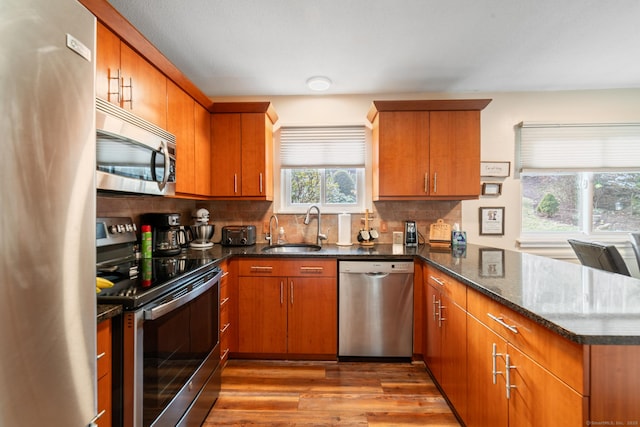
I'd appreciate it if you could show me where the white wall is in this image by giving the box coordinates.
[212,89,640,253]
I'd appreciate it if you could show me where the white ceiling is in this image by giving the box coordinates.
[106,0,640,97]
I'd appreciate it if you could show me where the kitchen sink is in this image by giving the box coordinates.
[261,243,322,253]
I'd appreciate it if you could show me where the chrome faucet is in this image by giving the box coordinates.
[266,214,279,246]
[304,205,327,246]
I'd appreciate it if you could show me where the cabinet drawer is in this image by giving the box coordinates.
[238,258,336,277]
[426,266,466,308]
[96,319,111,380]
[282,259,336,277]
[238,258,286,276]
[467,288,586,393]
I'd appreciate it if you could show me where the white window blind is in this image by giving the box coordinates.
[280,126,366,168]
[516,122,640,173]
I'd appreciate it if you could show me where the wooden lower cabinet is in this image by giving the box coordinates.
[96,319,112,427]
[423,264,467,420]
[219,260,232,365]
[237,258,337,358]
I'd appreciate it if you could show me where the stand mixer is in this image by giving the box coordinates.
[189,208,214,249]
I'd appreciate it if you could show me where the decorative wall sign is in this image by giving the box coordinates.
[481,182,502,196]
[479,248,505,277]
[480,161,510,177]
[479,207,505,236]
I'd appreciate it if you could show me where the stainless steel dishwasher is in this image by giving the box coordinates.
[339,260,414,359]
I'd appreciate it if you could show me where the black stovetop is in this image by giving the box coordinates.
[96,253,217,309]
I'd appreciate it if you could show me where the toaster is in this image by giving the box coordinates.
[221,225,257,246]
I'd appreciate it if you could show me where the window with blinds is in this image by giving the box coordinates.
[278,126,367,213]
[516,122,640,237]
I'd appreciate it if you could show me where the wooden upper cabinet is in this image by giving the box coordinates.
[368,99,491,201]
[429,111,481,198]
[194,103,212,196]
[167,81,195,195]
[95,22,167,129]
[96,22,120,105]
[210,102,277,200]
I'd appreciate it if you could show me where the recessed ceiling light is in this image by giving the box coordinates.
[306,76,332,91]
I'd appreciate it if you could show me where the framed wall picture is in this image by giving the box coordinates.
[479,207,505,235]
[481,182,502,196]
[480,161,510,177]
[479,248,505,277]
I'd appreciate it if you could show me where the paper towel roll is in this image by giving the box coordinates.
[337,213,352,246]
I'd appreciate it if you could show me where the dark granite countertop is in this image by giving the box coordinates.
[97,304,122,323]
[100,242,640,345]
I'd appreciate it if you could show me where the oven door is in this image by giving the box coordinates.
[123,269,221,427]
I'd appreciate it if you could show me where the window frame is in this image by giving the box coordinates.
[274,125,372,214]
[516,122,640,249]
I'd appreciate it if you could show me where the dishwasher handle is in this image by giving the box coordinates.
[364,272,390,278]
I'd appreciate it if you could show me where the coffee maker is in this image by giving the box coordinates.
[141,213,183,256]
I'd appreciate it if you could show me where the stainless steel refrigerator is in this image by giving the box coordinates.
[1,0,98,425]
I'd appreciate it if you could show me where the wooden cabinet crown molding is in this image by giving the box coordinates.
[367,99,492,122]
[211,102,279,124]
[79,0,213,110]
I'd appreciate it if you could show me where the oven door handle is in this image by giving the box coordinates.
[144,270,221,320]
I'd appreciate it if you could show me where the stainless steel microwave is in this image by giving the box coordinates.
[96,98,176,196]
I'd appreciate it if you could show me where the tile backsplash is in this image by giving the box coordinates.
[98,194,461,245]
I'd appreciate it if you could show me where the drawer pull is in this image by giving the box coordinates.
[220,297,230,306]
[487,313,519,334]
[429,275,445,286]
[220,322,231,334]
[90,409,106,423]
[96,352,106,360]
[250,266,273,272]
[300,266,323,273]
[221,271,230,278]
[220,348,229,360]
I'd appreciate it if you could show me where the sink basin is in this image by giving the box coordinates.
[261,243,322,253]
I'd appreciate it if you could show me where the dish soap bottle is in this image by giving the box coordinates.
[277,227,286,244]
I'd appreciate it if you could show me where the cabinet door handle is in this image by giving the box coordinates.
[491,342,503,385]
[96,351,106,360]
[438,303,446,328]
[121,76,133,108]
[290,281,294,305]
[221,271,230,278]
[220,297,230,306]
[429,275,445,286]
[280,281,284,305]
[259,173,263,194]
[433,172,438,193]
[487,313,519,334]
[432,294,439,321]
[505,353,517,399]
[424,173,428,193]
[233,174,238,194]
[108,68,121,103]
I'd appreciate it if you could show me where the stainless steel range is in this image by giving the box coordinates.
[97,217,222,427]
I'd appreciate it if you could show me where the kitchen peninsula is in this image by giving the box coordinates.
[181,242,640,426]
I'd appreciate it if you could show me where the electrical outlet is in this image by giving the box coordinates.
[380,221,388,232]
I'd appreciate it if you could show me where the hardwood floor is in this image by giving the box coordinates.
[204,360,461,426]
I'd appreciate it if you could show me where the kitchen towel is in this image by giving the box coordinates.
[337,213,352,246]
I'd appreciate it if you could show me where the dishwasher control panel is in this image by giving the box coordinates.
[339,260,413,273]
